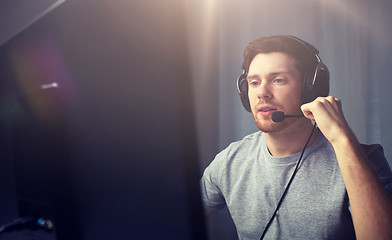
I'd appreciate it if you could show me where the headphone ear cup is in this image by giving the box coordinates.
[237,73,252,112]
[302,62,330,103]
[313,62,330,98]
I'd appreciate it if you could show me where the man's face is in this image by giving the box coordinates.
[247,52,303,133]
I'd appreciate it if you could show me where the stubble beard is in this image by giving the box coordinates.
[253,114,288,133]
[252,109,302,133]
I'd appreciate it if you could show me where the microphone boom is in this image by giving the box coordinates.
[271,111,304,123]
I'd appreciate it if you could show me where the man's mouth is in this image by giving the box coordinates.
[259,108,276,112]
[257,106,277,116]
[258,106,277,112]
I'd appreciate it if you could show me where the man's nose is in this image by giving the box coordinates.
[256,82,272,99]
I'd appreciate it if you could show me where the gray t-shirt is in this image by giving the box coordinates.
[201,131,392,240]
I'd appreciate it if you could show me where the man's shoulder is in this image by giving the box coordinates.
[224,131,264,153]
[211,131,264,165]
[203,131,265,190]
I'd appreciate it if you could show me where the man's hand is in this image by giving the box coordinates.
[300,96,352,144]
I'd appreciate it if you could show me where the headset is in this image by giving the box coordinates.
[237,35,330,112]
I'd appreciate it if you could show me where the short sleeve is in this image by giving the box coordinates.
[362,144,392,198]
[200,153,227,213]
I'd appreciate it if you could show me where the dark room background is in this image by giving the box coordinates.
[0,0,205,239]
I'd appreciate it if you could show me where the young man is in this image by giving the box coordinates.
[200,36,392,240]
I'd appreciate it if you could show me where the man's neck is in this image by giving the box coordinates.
[265,119,318,157]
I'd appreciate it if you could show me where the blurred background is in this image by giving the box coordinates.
[0,0,391,239]
[0,0,205,239]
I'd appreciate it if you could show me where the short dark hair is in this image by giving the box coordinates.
[242,35,318,78]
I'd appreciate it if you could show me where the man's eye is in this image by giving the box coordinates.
[249,81,260,86]
[273,78,285,84]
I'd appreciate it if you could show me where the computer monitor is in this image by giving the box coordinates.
[0,1,206,239]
